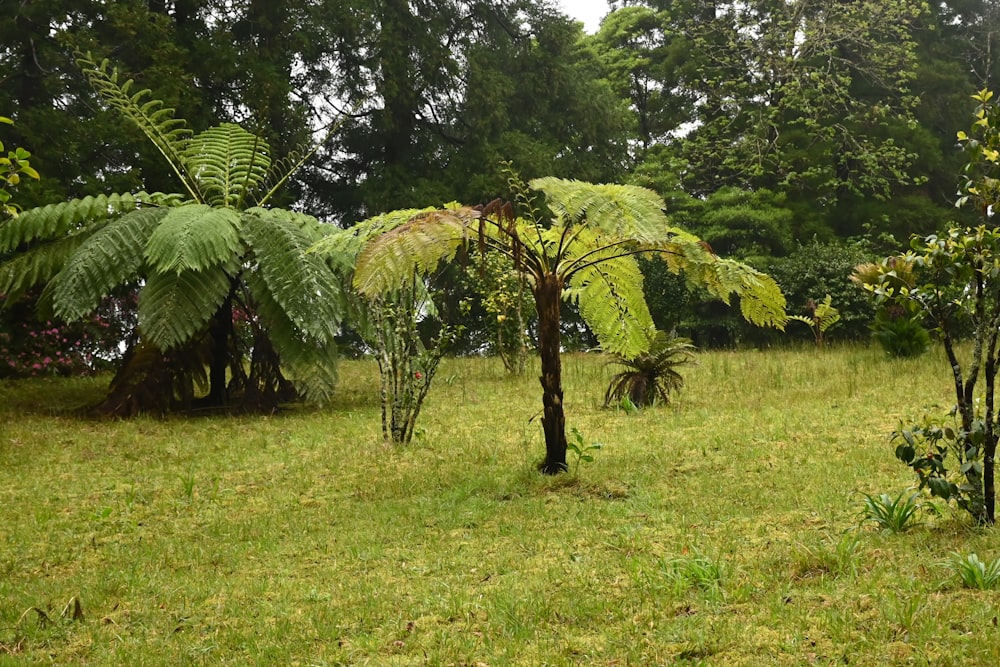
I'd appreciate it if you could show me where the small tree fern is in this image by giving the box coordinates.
[0,55,345,414]
[353,175,787,473]
[604,330,696,409]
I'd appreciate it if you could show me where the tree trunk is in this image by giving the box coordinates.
[207,295,233,407]
[534,273,568,474]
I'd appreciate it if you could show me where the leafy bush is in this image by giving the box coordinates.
[871,305,930,358]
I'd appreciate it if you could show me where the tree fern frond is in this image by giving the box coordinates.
[245,207,330,243]
[52,208,166,321]
[0,234,88,303]
[184,124,270,208]
[244,271,338,404]
[567,252,656,358]
[0,192,181,251]
[353,208,481,296]
[76,53,199,201]
[145,204,242,274]
[240,211,344,343]
[530,177,675,243]
[138,267,232,349]
[312,208,436,275]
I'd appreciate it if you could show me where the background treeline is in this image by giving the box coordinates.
[2,0,997,350]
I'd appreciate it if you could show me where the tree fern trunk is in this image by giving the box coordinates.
[535,274,568,474]
[207,294,233,407]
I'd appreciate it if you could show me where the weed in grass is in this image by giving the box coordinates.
[567,426,603,475]
[882,591,926,639]
[859,490,927,533]
[179,471,196,502]
[948,552,1000,590]
[792,532,861,580]
[659,551,725,597]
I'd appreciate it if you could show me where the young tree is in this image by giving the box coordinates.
[0,56,344,415]
[353,177,786,473]
[854,89,1000,524]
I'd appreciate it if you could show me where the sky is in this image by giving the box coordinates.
[557,0,612,34]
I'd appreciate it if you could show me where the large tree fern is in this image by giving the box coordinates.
[353,177,787,473]
[0,55,346,414]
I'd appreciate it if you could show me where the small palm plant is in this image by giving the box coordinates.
[859,490,927,533]
[604,330,695,408]
[949,552,1000,590]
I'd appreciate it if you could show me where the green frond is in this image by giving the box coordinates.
[184,124,270,208]
[566,251,656,358]
[0,192,181,251]
[145,204,242,274]
[353,208,481,296]
[240,210,344,343]
[0,234,88,303]
[245,207,330,244]
[137,267,232,350]
[244,271,338,404]
[701,258,787,330]
[76,53,199,200]
[529,177,675,243]
[52,208,166,321]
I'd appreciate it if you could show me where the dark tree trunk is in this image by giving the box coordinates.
[534,273,568,474]
[207,295,233,407]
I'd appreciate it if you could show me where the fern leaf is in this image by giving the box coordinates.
[0,192,180,251]
[311,208,437,278]
[567,250,656,358]
[184,124,270,208]
[353,208,480,296]
[53,208,166,321]
[240,210,344,343]
[138,267,232,350]
[244,271,338,404]
[529,177,675,243]
[76,53,199,201]
[0,234,88,303]
[145,204,242,274]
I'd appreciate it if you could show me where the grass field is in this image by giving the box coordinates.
[2,344,1000,665]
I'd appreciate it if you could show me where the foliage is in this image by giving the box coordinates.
[352,176,786,473]
[871,305,930,358]
[0,55,344,414]
[0,117,40,218]
[464,248,534,375]
[949,552,1000,591]
[312,207,459,445]
[891,413,988,520]
[788,295,841,347]
[604,330,695,408]
[859,490,928,534]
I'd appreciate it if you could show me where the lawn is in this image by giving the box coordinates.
[2,345,999,665]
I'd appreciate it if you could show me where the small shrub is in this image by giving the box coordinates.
[859,490,928,533]
[948,552,1000,590]
[871,305,929,358]
[604,331,695,408]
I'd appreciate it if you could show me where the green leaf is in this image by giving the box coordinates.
[145,204,242,274]
[138,267,232,349]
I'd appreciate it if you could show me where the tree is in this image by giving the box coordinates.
[854,89,1000,525]
[352,177,786,473]
[0,117,40,218]
[0,56,344,414]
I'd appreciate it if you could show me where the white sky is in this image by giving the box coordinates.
[557,0,612,34]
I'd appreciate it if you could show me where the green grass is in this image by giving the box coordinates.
[2,344,1000,665]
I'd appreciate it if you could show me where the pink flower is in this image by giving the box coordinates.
[414,372,423,379]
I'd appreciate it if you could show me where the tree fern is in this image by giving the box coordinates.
[51,208,165,320]
[0,234,88,301]
[138,268,232,350]
[145,205,242,275]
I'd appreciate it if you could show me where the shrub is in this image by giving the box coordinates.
[604,331,696,408]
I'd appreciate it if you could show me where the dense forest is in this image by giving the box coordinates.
[2,0,998,355]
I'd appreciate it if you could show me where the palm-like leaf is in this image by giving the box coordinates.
[77,53,198,201]
[530,177,676,243]
[241,210,344,343]
[138,268,232,350]
[0,192,179,251]
[353,208,480,296]
[145,204,242,274]
[0,234,88,302]
[52,207,166,321]
[184,124,270,208]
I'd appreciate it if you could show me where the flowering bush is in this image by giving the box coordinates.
[0,291,135,378]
